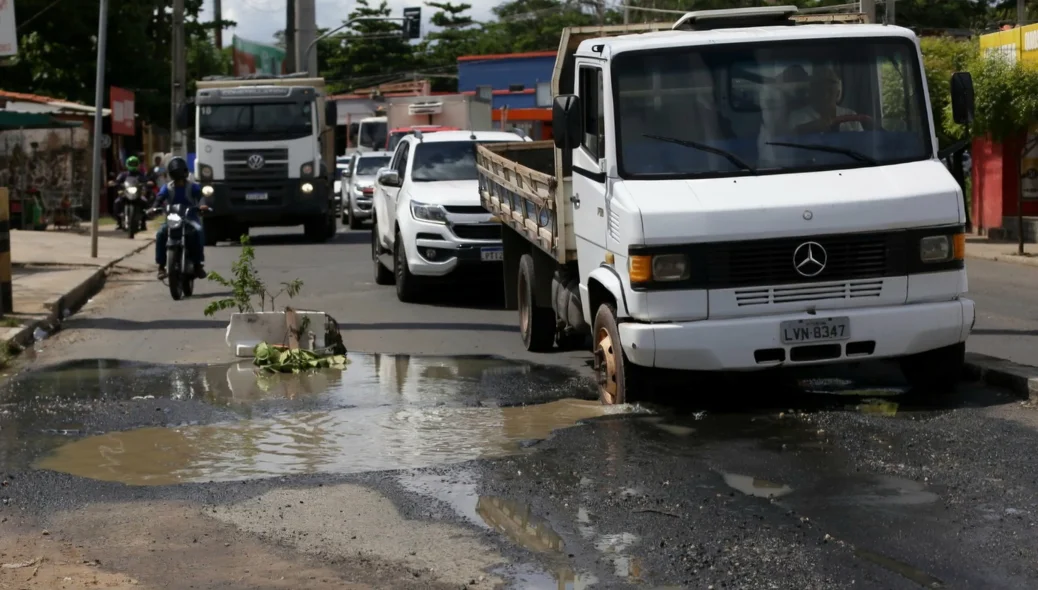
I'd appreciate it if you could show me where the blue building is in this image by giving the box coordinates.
[457,51,555,138]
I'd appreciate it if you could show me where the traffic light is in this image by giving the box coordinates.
[403,7,421,40]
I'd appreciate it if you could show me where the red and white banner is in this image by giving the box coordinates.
[110,86,135,136]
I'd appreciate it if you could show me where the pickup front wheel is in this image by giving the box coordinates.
[371,223,393,285]
[593,303,646,405]
[394,231,422,302]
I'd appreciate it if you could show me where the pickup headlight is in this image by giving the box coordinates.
[353,185,366,196]
[201,185,215,197]
[629,253,690,283]
[920,232,965,263]
[410,201,448,224]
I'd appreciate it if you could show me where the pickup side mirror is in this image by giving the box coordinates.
[341,167,352,178]
[175,100,195,130]
[377,168,401,187]
[950,72,975,126]
[552,95,583,151]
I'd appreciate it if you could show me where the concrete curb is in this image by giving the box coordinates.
[4,239,155,355]
[964,352,1038,402]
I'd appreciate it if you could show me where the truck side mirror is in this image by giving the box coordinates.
[175,101,195,130]
[325,101,338,128]
[950,72,975,126]
[552,95,583,151]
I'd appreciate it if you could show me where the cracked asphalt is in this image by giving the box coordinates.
[1,225,1036,590]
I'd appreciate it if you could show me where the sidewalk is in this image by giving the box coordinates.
[966,236,1038,267]
[0,227,154,358]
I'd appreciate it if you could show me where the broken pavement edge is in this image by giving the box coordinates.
[963,352,1038,403]
[1,238,155,358]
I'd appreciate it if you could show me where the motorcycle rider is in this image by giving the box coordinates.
[154,156,209,280]
[113,156,151,230]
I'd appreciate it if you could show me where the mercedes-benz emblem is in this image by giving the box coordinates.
[803,210,813,220]
[247,154,265,170]
[793,241,827,277]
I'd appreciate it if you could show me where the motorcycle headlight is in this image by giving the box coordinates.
[125,186,138,196]
[301,183,314,194]
[202,185,215,197]
[410,201,448,224]
[168,217,183,229]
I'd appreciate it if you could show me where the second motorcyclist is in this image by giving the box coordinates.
[112,156,152,230]
[153,156,209,280]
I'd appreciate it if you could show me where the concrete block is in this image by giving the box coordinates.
[964,352,1038,402]
[225,311,328,357]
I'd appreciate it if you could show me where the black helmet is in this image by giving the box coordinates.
[167,156,189,181]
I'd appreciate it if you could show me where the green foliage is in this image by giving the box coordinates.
[253,342,349,374]
[920,36,976,148]
[321,0,416,94]
[944,51,1038,145]
[203,235,304,316]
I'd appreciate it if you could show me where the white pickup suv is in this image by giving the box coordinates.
[371,130,532,302]
[477,7,979,404]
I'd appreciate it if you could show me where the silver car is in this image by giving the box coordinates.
[342,151,392,230]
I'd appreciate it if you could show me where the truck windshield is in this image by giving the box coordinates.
[199,102,313,140]
[411,141,506,182]
[359,121,387,149]
[356,156,391,176]
[612,37,931,179]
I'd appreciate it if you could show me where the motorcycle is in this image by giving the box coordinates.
[158,203,207,301]
[120,177,150,238]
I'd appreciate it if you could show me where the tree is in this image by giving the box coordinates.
[415,2,481,92]
[947,52,1038,255]
[321,0,414,94]
[920,36,976,149]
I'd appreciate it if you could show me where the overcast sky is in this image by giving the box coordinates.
[201,0,502,47]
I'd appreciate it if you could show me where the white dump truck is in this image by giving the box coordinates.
[181,74,338,243]
[384,94,493,151]
[476,6,978,404]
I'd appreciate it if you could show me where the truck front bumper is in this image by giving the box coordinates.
[619,298,975,371]
[400,216,503,278]
[203,180,331,226]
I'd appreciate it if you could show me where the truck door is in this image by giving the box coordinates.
[572,62,610,269]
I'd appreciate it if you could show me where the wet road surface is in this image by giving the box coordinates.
[1,226,1037,589]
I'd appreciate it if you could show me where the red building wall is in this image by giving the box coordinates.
[971,133,1038,234]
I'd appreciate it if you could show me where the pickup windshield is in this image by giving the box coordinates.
[356,156,391,176]
[411,141,508,182]
[613,37,931,179]
[199,102,313,141]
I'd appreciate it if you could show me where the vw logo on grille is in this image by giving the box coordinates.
[246,154,266,170]
[793,241,827,277]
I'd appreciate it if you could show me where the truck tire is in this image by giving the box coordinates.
[593,303,647,405]
[899,342,965,396]
[304,216,328,242]
[371,224,393,285]
[518,253,555,352]
[203,219,219,246]
[394,231,422,303]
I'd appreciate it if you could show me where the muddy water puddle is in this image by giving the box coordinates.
[16,354,640,485]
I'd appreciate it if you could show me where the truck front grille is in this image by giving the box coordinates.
[226,180,287,206]
[223,148,290,182]
[704,233,898,289]
[451,224,500,241]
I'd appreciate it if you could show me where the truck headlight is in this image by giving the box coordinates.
[410,201,448,224]
[920,233,965,263]
[199,164,213,180]
[628,254,690,283]
[300,161,316,178]
[301,182,314,194]
[201,185,215,197]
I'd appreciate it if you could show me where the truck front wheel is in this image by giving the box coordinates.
[518,254,555,352]
[593,303,646,405]
[899,342,965,396]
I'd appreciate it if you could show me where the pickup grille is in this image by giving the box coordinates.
[444,205,488,214]
[703,232,900,289]
[451,224,500,240]
[223,148,290,182]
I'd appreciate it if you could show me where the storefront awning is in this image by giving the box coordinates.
[0,111,82,131]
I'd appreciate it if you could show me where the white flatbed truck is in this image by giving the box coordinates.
[476,6,978,404]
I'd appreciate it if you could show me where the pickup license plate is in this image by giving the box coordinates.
[480,247,504,262]
[780,317,850,344]
[245,192,268,201]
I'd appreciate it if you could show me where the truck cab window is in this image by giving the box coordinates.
[579,66,605,159]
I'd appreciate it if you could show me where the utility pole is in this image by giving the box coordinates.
[286,0,296,73]
[89,0,110,259]
[1019,0,1026,25]
[295,0,317,76]
[887,0,895,25]
[623,0,629,25]
[171,0,186,157]
[597,0,605,26]
[214,0,223,49]
[860,0,876,24]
